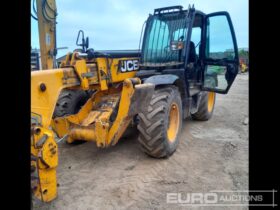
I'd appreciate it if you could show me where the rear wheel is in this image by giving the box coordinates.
[53,90,90,144]
[137,86,182,158]
[191,91,216,121]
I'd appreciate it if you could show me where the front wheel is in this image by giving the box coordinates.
[137,86,182,158]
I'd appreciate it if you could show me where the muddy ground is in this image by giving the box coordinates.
[34,73,249,210]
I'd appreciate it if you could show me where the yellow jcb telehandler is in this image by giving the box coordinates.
[31,1,239,203]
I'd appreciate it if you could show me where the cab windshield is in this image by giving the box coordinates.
[141,13,189,67]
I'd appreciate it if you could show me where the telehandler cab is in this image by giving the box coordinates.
[31,3,239,203]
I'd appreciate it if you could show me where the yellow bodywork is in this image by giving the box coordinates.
[31,53,154,202]
[31,126,58,202]
[53,77,141,147]
[32,0,153,203]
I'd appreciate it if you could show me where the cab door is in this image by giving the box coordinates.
[202,12,239,94]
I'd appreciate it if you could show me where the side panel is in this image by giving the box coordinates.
[31,68,75,127]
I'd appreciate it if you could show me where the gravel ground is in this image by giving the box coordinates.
[34,73,249,210]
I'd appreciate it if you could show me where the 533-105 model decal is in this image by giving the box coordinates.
[119,59,139,73]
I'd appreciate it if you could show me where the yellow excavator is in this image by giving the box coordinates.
[31,0,239,204]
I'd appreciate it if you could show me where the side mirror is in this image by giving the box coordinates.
[76,30,84,47]
[76,30,89,53]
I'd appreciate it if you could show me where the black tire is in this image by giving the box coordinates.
[137,86,182,158]
[53,90,89,118]
[191,91,216,121]
[53,89,90,144]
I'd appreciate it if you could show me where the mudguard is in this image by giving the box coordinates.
[143,74,179,86]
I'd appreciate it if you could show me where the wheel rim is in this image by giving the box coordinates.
[207,92,215,112]
[167,103,180,143]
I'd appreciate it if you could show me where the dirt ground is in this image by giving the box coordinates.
[34,73,249,210]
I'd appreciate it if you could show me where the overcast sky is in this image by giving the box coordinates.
[31,0,248,58]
